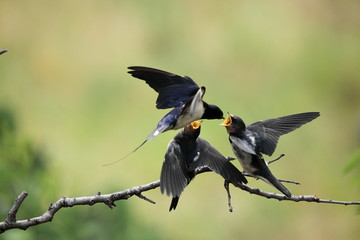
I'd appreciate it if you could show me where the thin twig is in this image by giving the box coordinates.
[236,183,360,205]
[228,154,299,185]
[224,181,233,212]
[243,173,300,185]
[135,193,156,204]
[267,153,285,165]
[0,49,8,55]
[278,179,300,185]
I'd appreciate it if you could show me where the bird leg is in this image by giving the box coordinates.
[223,180,233,212]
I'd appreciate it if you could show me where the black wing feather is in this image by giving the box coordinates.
[128,66,199,109]
[190,138,247,185]
[247,112,320,156]
[160,140,190,198]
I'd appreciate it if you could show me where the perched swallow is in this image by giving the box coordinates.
[127,66,224,152]
[160,121,247,211]
[221,112,320,197]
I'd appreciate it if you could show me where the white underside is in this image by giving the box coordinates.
[232,147,257,174]
[174,88,205,129]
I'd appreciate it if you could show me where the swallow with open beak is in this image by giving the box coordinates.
[127,66,224,153]
[160,121,247,211]
[221,112,320,197]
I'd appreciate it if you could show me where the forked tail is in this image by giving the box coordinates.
[102,138,148,166]
[102,128,163,166]
[169,197,179,211]
[258,167,292,197]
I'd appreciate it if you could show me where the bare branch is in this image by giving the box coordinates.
[236,183,360,205]
[6,192,28,223]
[0,172,359,233]
[0,180,160,233]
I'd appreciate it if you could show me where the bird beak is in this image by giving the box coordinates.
[220,114,232,126]
[191,121,202,129]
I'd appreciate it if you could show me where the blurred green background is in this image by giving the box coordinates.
[1,0,359,239]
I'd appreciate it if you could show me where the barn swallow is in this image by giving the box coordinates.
[127,66,224,153]
[221,112,320,197]
[160,121,247,211]
[0,49,8,55]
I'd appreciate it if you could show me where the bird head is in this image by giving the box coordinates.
[202,103,224,120]
[190,121,202,129]
[183,121,202,138]
[220,113,246,134]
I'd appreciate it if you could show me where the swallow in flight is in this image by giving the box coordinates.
[127,66,224,153]
[160,121,247,211]
[221,112,320,197]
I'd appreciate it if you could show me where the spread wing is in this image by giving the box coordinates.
[247,112,320,156]
[160,140,190,198]
[190,138,248,185]
[128,66,200,109]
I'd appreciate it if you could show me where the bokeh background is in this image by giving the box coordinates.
[1,0,359,239]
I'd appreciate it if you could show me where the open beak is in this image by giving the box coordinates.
[220,114,232,126]
[190,121,202,129]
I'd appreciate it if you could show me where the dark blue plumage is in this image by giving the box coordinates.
[127,66,224,154]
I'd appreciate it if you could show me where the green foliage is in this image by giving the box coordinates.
[0,107,51,218]
[344,149,360,186]
[0,108,161,239]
